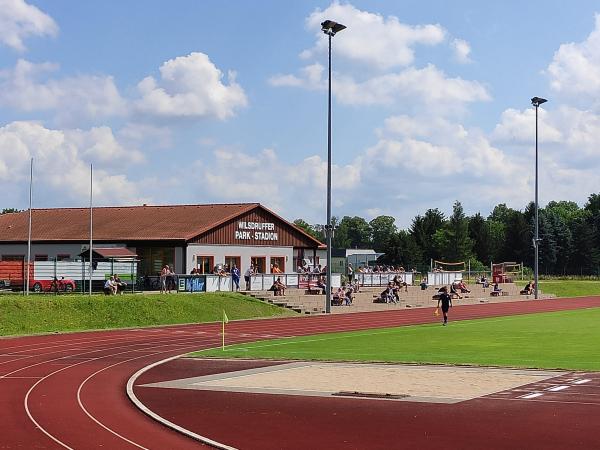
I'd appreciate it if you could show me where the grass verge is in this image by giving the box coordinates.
[195,307,600,371]
[516,279,600,298]
[0,292,296,336]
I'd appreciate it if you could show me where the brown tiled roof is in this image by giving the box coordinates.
[86,247,138,259]
[0,203,259,242]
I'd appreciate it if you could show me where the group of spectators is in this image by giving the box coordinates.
[103,274,127,295]
[160,265,177,293]
[332,280,360,306]
[354,265,416,274]
[297,264,328,275]
[374,276,409,304]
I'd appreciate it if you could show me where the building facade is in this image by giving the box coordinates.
[0,203,323,276]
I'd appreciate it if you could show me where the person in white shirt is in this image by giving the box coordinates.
[244,265,254,290]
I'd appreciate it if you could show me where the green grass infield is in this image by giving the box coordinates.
[0,292,296,337]
[196,307,600,371]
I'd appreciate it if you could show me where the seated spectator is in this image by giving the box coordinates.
[450,282,463,299]
[316,276,327,295]
[457,280,470,293]
[333,286,344,305]
[190,267,198,275]
[269,277,286,296]
[520,281,534,295]
[490,282,503,296]
[420,278,428,290]
[393,274,408,292]
[104,276,117,295]
[272,264,282,274]
[481,276,489,288]
[344,286,353,306]
[113,274,126,294]
[352,279,360,293]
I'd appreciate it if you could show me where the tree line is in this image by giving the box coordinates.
[294,193,600,276]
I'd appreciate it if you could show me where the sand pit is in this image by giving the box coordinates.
[142,360,565,404]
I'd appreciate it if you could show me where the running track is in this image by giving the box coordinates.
[1,296,600,449]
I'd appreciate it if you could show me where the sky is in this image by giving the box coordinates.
[1,0,600,228]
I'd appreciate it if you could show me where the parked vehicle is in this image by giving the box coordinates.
[31,277,76,293]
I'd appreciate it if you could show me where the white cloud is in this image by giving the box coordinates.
[492,107,562,144]
[547,14,600,100]
[303,2,445,69]
[269,63,325,89]
[0,121,146,206]
[451,38,471,63]
[0,59,126,124]
[0,0,57,51]
[334,64,490,107]
[135,52,248,120]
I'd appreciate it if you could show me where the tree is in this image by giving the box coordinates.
[370,216,397,253]
[293,219,322,241]
[333,216,371,249]
[410,208,445,263]
[433,201,473,262]
[501,210,531,265]
[1,208,20,214]
[469,213,491,264]
[378,230,422,269]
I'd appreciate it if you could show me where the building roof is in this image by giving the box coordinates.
[0,203,323,247]
[80,247,138,259]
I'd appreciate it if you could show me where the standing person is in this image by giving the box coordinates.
[160,265,169,294]
[347,263,354,282]
[437,286,452,326]
[244,264,253,291]
[231,264,241,291]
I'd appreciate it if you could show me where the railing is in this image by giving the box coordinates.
[175,273,342,293]
[354,272,415,287]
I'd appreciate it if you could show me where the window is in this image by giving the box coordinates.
[35,255,48,261]
[251,256,266,274]
[56,254,70,261]
[196,256,214,274]
[270,256,285,273]
[137,247,175,276]
[225,256,240,272]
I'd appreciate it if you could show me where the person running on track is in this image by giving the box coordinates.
[437,285,452,326]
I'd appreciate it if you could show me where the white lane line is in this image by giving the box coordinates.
[520,393,544,399]
[127,352,239,450]
[547,385,569,392]
[23,335,208,450]
[573,379,592,385]
[77,337,220,450]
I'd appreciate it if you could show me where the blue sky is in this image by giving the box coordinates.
[1,0,600,228]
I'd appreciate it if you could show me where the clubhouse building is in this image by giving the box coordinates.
[0,203,324,276]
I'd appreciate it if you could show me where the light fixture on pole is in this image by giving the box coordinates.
[321,19,346,314]
[531,96,547,300]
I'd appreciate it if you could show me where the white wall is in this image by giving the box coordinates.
[186,244,293,274]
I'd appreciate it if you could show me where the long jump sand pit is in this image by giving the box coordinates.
[142,360,565,404]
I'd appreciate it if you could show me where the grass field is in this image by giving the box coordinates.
[0,292,295,336]
[516,279,600,298]
[196,307,600,371]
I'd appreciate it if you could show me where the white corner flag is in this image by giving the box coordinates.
[222,310,229,350]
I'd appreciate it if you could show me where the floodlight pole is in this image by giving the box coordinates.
[531,97,547,300]
[321,20,345,314]
[26,158,33,296]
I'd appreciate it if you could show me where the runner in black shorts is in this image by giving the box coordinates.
[437,286,452,326]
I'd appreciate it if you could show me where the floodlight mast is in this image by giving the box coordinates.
[321,20,345,314]
[531,96,547,300]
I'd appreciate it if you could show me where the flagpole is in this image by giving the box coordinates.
[89,164,93,296]
[26,158,33,296]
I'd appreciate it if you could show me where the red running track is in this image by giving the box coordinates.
[1,296,600,449]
